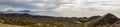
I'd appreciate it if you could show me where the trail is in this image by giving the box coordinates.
[0,25,25,27]
[0,23,27,27]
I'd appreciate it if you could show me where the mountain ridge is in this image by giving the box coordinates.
[85,13,120,27]
[0,13,119,27]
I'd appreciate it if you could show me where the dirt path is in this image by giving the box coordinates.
[0,25,25,27]
[0,23,28,27]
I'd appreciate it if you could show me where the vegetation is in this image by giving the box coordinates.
[0,13,119,27]
[2,19,36,26]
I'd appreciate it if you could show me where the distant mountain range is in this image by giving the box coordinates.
[0,10,32,14]
[6,10,31,12]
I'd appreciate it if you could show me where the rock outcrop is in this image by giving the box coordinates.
[85,13,119,27]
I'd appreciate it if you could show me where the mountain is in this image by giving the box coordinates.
[4,10,31,14]
[85,13,120,27]
[95,13,119,25]
[6,10,15,12]
[6,10,31,12]
[18,10,31,12]
[0,12,6,14]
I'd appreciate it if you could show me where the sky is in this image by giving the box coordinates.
[0,0,120,17]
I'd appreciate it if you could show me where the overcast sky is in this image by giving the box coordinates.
[0,0,120,17]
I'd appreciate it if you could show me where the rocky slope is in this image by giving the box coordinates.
[85,13,120,27]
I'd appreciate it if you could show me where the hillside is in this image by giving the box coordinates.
[85,13,120,27]
[0,13,84,27]
[0,13,119,27]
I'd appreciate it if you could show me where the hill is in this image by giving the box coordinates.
[0,13,84,27]
[0,13,119,27]
[85,13,120,27]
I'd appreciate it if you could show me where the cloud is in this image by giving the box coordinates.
[0,0,60,10]
[0,0,38,9]
[0,0,63,16]
[53,0,120,17]
[0,0,120,17]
